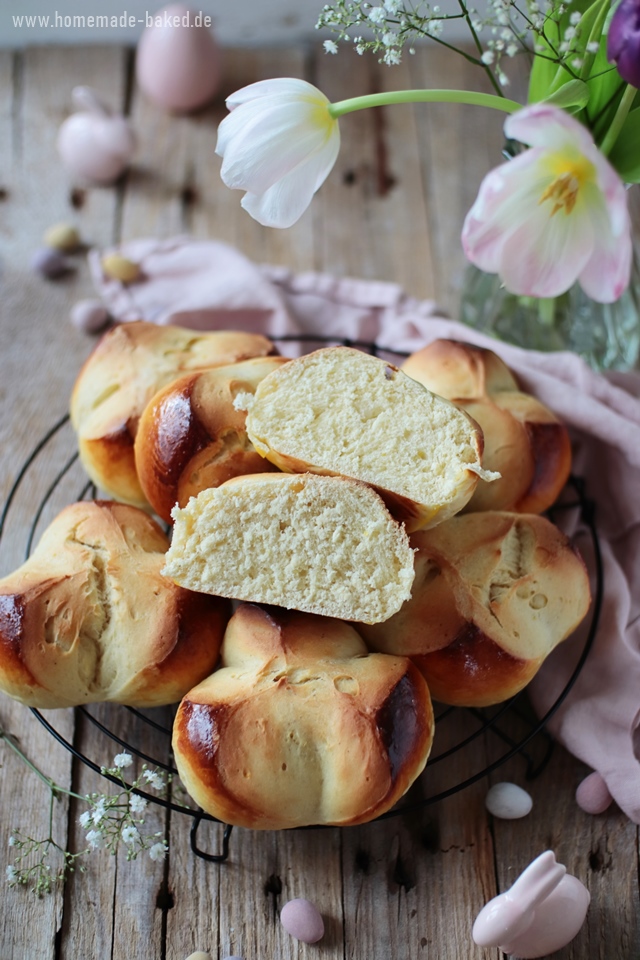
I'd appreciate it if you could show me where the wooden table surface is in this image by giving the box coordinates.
[0,42,638,960]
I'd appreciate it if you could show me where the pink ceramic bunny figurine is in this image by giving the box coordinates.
[472,850,590,958]
[57,87,136,185]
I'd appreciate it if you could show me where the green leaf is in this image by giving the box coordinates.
[608,107,640,181]
[543,79,590,110]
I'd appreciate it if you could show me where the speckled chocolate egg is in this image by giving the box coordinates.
[30,247,72,279]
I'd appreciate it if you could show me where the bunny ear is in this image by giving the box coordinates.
[509,851,567,909]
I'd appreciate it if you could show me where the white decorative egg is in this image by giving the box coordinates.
[485,781,533,819]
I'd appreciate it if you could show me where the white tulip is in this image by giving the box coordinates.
[216,78,340,228]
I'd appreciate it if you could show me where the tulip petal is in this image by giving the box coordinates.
[240,130,341,228]
[226,78,328,110]
[505,103,596,154]
[498,197,594,297]
[578,184,633,302]
[462,150,551,272]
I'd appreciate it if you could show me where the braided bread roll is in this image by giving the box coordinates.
[70,321,275,507]
[173,603,434,829]
[0,501,230,708]
[360,511,591,707]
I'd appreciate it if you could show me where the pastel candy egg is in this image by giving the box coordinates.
[101,253,141,283]
[30,247,72,279]
[70,299,110,334]
[576,772,613,815]
[280,898,325,944]
[44,222,81,252]
[185,953,211,960]
[485,782,533,819]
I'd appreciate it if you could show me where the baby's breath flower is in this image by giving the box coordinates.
[482,49,496,64]
[113,752,133,770]
[78,811,91,829]
[91,798,107,825]
[121,825,139,845]
[148,841,168,862]
[6,865,18,883]
[129,793,147,815]
[142,769,165,791]
[368,6,386,22]
[323,39,339,53]
[8,835,17,847]
[85,830,104,850]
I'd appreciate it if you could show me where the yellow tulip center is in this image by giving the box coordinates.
[539,153,595,217]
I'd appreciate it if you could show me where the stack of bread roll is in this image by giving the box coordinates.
[0,324,591,829]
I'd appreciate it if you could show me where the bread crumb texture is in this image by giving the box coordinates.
[246,347,488,518]
[163,473,415,623]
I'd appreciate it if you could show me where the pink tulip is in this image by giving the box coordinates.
[462,104,632,302]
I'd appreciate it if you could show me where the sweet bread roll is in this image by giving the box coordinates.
[0,501,230,709]
[401,339,571,513]
[172,603,434,829]
[134,356,289,523]
[70,321,275,507]
[360,512,590,707]
[243,346,495,532]
[162,472,415,624]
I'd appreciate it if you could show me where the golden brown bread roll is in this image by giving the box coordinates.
[243,346,496,532]
[134,356,289,523]
[70,321,275,507]
[172,603,434,829]
[360,512,591,707]
[0,501,230,709]
[162,472,416,624]
[401,339,572,514]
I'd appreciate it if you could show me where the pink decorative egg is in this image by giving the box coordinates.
[135,4,221,113]
[576,772,613,815]
[280,898,325,944]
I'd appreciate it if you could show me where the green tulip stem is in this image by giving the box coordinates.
[600,83,637,155]
[328,89,523,119]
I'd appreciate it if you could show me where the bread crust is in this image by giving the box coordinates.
[401,339,572,514]
[134,356,288,522]
[0,501,231,708]
[360,511,591,707]
[70,321,275,506]
[172,604,434,828]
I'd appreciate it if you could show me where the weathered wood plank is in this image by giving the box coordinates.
[313,48,436,299]
[0,44,127,960]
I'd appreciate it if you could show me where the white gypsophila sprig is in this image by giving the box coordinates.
[3,738,174,895]
[315,0,596,91]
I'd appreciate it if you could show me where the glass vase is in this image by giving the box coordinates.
[459,261,640,372]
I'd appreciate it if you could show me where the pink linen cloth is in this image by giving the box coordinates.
[91,236,640,823]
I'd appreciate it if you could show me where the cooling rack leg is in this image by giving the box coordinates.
[190,815,234,862]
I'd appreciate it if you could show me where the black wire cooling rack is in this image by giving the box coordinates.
[0,335,603,862]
